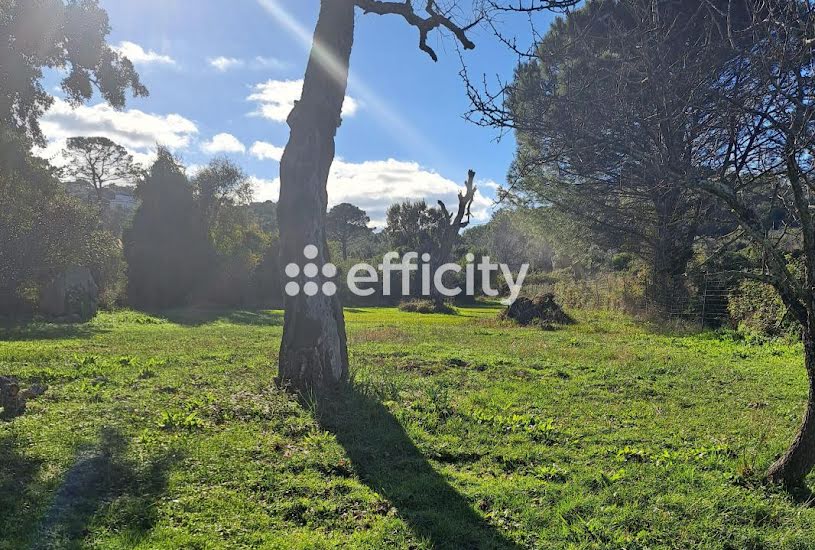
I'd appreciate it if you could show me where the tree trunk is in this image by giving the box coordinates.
[276,0,353,394]
[648,209,696,316]
[430,229,455,308]
[767,324,815,486]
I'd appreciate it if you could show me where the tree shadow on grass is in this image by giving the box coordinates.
[0,322,108,342]
[317,388,521,549]
[27,427,181,549]
[0,431,45,548]
[154,308,284,327]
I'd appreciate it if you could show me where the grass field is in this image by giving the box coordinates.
[2,305,815,549]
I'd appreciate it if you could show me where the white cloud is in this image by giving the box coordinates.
[250,141,285,162]
[114,41,175,66]
[39,97,197,150]
[248,79,359,123]
[209,55,286,72]
[243,156,494,227]
[201,133,246,154]
[208,56,244,72]
[34,97,198,168]
[131,150,159,168]
[327,159,493,228]
[249,176,281,202]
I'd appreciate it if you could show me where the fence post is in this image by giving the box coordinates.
[644,279,649,315]
[595,280,600,309]
[700,273,708,331]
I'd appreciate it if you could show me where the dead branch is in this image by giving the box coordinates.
[354,0,479,61]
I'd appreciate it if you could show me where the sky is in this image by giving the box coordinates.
[36,0,560,227]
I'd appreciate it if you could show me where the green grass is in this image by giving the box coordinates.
[2,306,815,548]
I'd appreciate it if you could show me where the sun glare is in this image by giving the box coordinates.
[257,0,439,163]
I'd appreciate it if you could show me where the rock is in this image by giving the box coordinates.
[1,377,48,420]
[500,293,574,327]
[39,266,99,321]
[0,376,23,418]
[20,383,47,400]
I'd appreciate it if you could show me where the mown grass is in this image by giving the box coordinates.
[1,305,815,548]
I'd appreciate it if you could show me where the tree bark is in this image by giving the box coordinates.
[648,204,696,316]
[276,0,353,394]
[767,323,815,486]
[429,171,476,308]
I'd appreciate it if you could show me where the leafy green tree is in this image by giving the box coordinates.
[192,157,253,231]
[0,132,123,314]
[0,0,145,317]
[59,136,141,207]
[123,149,212,309]
[384,200,448,256]
[326,203,371,260]
[685,0,815,487]
[463,209,555,273]
[249,201,278,236]
[486,0,747,310]
[0,0,147,145]
[188,158,271,306]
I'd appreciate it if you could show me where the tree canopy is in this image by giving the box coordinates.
[0,0,147,145]
[326,203,372,260]
[124,149,212,309]
[60,136,141,205]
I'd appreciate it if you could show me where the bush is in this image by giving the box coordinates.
[0,134,124,316]
[728,279,799,337]
[249,239,283,308]
[398,299,457,315]
[611,252,636,271]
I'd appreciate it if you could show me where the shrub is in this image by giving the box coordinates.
[0,135,125,315]
[398,299,456,315]
[729,279,799,337]
[611,252,636,271]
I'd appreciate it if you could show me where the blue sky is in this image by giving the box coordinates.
[37,0,559,226]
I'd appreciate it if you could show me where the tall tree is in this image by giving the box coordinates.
[0,133,108,313]
[326,203,371,260]
[190,158,271,307]
[430,170,477,307]
[469,0,748,311]
[192,157,253,230]
[385,200,448,255]
[0,0,145,316]
[60,136,141,206]
[123,149,211,309]
[276,0,578,393]
[686,0,815,487]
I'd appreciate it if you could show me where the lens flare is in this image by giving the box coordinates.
[257,0,439,162]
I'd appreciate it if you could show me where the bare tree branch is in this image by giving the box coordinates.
[354,0,479,61]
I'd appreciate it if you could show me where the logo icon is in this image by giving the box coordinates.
[285,245,338,297]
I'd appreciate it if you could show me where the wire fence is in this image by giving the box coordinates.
[521,271,733,328]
